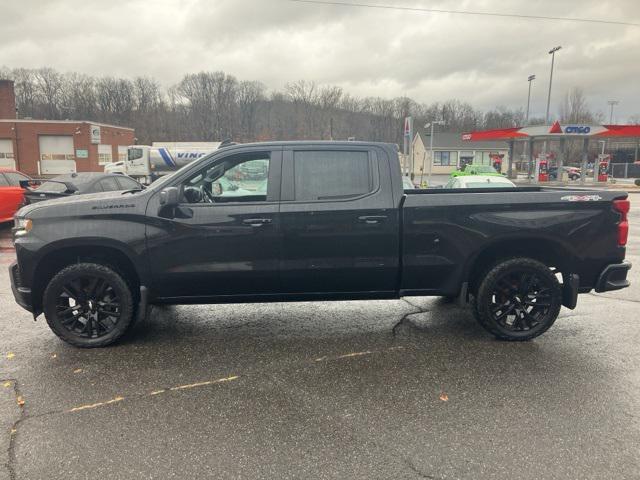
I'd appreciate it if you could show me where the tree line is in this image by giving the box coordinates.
[0,67,616,146]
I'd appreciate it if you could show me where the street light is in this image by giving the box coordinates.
[545,46,561,125]
[607,100,619,124]
[526,74,536,125]
[424,120,446,186]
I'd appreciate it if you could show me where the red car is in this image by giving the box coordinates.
[0,168,31,223]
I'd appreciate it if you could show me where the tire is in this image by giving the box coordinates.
[472,258,562,341]
[43,263,135,348]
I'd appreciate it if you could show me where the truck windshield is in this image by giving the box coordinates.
[128,148,143,161]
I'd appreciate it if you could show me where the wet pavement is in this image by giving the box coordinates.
[0,206,639,479]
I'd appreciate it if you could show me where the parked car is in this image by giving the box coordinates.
[0,169,31,223]
[22,172,143,205]
[451,164,503,177]
[444,175,516,189]
[10,141,631,348]
[238,158,269,179]
[549,166,581,181]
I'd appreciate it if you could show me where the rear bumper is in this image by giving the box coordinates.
[595,262,632,293]
[9,261,34,313]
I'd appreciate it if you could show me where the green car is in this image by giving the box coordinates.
[450,164,504,177]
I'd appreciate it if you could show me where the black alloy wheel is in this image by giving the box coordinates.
[473,258,562,341]
[55,275,121,338]
[43,263,134,348]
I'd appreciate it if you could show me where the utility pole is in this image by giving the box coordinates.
[545,46,561,124]
[606,100,619,154]
[607,100,619,124]
[526,75,535,125]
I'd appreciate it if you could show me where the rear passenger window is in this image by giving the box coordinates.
[116,176,141,190]
[0,175,9,186]
[4,172,29,186]
[293,150,372,201]
[99,177,121,191]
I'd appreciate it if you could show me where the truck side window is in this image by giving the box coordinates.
[293,150,371,201]
[182,154,270,204]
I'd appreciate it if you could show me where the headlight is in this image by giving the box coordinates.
[13,218,33,237]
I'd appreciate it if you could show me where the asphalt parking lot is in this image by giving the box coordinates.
[0,204,638,480]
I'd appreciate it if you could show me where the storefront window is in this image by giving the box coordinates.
[434,151,458,166]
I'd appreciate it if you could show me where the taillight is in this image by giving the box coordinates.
[613,199,630,246]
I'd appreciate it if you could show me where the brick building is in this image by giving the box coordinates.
[0,80,134,177]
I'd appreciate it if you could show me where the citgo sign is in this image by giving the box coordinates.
[564,126,591,134]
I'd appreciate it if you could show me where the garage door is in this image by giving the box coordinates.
[0,139,15,169]
[39,135,76,175]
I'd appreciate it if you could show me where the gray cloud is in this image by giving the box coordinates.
[1,0,639,120]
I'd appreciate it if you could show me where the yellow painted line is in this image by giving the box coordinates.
[169,375,239,391]
[68,396,124,412]
[67,375,240,414]
[336,351,373,359]
[315,346,407,362]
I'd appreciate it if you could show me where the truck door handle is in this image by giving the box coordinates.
[357,215,387,225]
[242,218,272,227]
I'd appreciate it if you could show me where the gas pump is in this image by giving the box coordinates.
[597,154,610,182]
[535,154,549,182]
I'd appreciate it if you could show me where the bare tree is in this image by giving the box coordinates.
[559,87,596,123]
[11,68,38,118]
[61,73,96,119]
[35,67,64,119]
[237,80,266,141]
[285,80,319,138]
[6,66,611,147]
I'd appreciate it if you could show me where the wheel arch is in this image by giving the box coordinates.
[464,235,578,294]
[31,239,147,314]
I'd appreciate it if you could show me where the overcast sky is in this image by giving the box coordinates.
[2,0,639,121]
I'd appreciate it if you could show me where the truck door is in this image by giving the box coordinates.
[145,148,283,299]
[279,146,399,294]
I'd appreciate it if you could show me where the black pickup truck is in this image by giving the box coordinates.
[10,141,631,347]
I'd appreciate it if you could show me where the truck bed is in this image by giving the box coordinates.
[400,186,627,296]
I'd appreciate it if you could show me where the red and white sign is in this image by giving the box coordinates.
[462,124,640,141]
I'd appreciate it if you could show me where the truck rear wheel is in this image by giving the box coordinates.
[472,258,562,341]
[43,263,134,348]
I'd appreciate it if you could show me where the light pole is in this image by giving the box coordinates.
[526,74,535,125]
[545,46,561,125]
[425,120,445,186]
[606,100,619,153]
[607,100,619,124]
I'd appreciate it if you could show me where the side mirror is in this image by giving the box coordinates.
[212,182,223,196]
[159,187,180,207]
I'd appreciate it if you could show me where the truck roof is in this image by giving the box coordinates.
[215,140,399,150]
[151,142,222,148]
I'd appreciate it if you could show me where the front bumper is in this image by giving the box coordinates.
[9,261,34,313]
[595,262,632,293]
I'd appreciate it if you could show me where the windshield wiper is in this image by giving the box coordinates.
[121,188,144,195]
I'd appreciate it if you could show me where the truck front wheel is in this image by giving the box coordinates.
[472,258,562,341]
[42,263,135,348]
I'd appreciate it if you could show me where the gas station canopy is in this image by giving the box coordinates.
[462,122,640,142]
